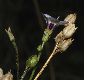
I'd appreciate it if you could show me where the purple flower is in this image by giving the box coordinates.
[43,14,67,30]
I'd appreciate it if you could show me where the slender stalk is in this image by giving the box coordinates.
[37,42,45,60]
[29,67,37,80]
[34,45,58,80]
[45,42,56,80]
[20,67,30,80]
[5,28,20,80]
[29,42,45,80]
[29,29,52,80]
[12,41,19,80]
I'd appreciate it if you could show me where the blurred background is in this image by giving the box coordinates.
[0,0,84,80]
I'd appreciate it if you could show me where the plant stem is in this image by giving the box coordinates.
[20,67,30,80]
[29,42,45,80]
[29,67,37,80]
[34,45,58,80]
[29,29,52,80]
[5,27,20,80]
[37,42,45,60]
[12,41,19,80]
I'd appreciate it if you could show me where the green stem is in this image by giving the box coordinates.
[5,27,20,80]
[29,29,52,80]
[29,67,37,80]
[37,42,45,60]
[29,42,45,80]
[12,40,19,80]
[20,67,30,80]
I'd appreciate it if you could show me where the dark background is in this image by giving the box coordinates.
[0,0,84,80]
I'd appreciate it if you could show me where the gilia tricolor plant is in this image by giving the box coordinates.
[3,13,77,80]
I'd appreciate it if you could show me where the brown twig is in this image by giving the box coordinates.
[34,45,58,80]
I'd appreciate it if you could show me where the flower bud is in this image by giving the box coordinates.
[63,24,77,38]
[26,55,38,68]
[64,13,76,26]
[59,38,74,52]
[42,29,52,43]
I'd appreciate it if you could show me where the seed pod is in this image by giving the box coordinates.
[64,13,76,26]
[2,72,13,80]
[59,38,74,52]
[63,24,77,38]
[55,31,64,43]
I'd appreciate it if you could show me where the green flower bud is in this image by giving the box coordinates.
[37,45,43,52]
[42,29,52,42]
[26,55,38,68]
